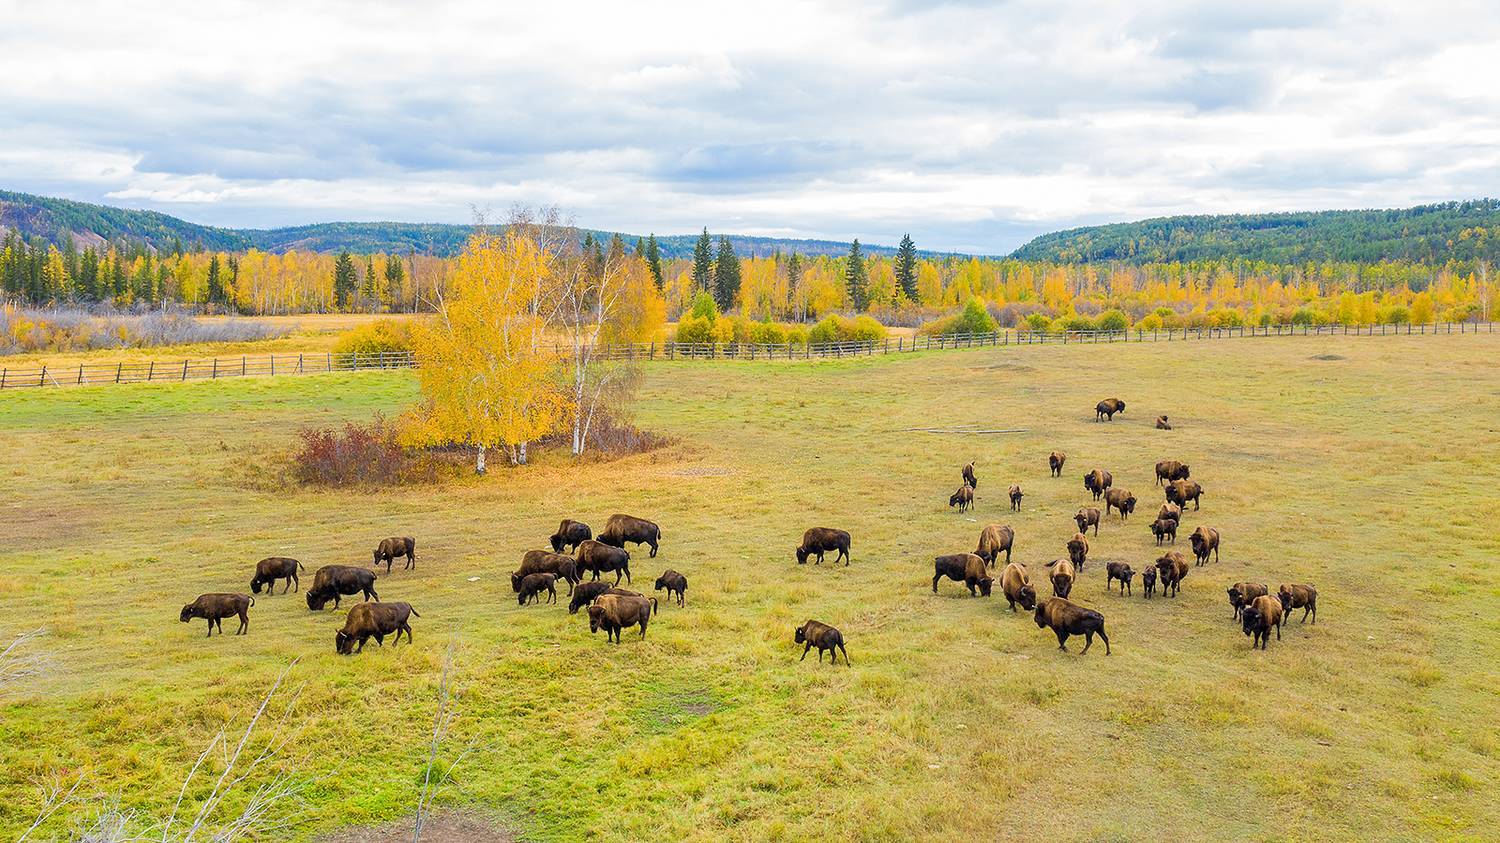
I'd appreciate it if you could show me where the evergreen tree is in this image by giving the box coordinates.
[78,248,99,301]
[332,250,358,310]
[845,239,869,310]
[383,254,406,308]
[363,255,378,302]
[110,252,127,302]
[227,255,240,308]
[692,228,713,292]
[895,234,918,301]
[131,252,154,305]
[713,236,741,312]
[644,234,664,291]
[786,252,803,317]
[205,255,224,308]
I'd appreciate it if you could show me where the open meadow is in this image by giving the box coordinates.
[2,334,1499,841]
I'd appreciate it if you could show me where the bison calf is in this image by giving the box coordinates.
[1096,398,1125,421]
[1075,507,1101,536]
[1190,526,1220,566]
[1034,597,1110,654]
[250,557,304,595]
[932,553,993,597]
[588,593,657,643]
[517,572,558,605]
[514,549,582,595]
[1008,484,1024,511]
[1241,595,1284,649]
[336,602,419,654]
[1049,450,1066,477]
[654,570,688,607]
[306,565,379,611]
[1106,561,1135,595]
[1001,562,1037,612]
[796,620,849,665]
[598,514,661,558]
[1278,584,1318,623]
[372,536,416,574]
[949,484,974,512]
[180,593,254,637]
[1047,558,1076,599]
[797,527,851,566]
[1227,582,1268,620]
[550,519,593,553]
[1141,567,1157,598]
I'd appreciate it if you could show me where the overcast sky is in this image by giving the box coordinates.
[2,0,1497,253]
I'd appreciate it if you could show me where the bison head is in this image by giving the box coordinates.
[1227,587,1244,608]
[511,573,525,592]
[1017,585,1037,611]
[795,546,809,564]
[977,577,993,597]
[1115,401,1126,413]
[372,547,382,565]
[250,578,263,594]
[587,604,605,633]
[1122,495,1137,513]
[1241,606,1262,636]
[335,630,355,655]
[517,590,529,606]
[1277,590,1292,612]
[1033,604,1049,628]
[306,590,328,611]
[654,576,667,590]
[1142,568,1156,586]
[179,605,196,622]
[794,624,808,644]
[549,534,564,553]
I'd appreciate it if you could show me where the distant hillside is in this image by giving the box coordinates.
[1011,200,1500,264]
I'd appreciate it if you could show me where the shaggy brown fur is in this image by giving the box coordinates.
[180,593,254,637]
[1049,451,1066,477]
[1155,552,1190,598]
[1141,567,1157,598]
[962,461,978,489]
[1104,487,1137,520]
[372,536,416,574]
[795,620,849,665]
[975,524,1015,567]
[1066,533,1089,570]
[336,602,419,654]
[932,552,993,597]
[1227,582,1268,620]
[1083,469,1113,501]
[1008,484,1024,511]
[1047,558,1076,598]
[1278,584,1318,623]
[574,540,632,586]
[1151,517,1178,545]
[1000,562,1037,612]
[567,582,640,614]
[512,549,581,594]
[1190,526,1220,566]
[654,570,688,607]
[1105,561,1135,595]
[1034,597,1110,654]
[306,565,379,611]
[598,514,662,558]
[549,519,593,553]
[796,527,851,566]
[1095,398,1126,421]
[250,557,304,595]
[587,593,656,643]
[1154,460,1190,485]
[1074,507,1102,536]
[949,484,974,512]
[1241,595,1284,649]
[517,572,558,605]
[1166,479,1204,510]
[1156,415,1172,430]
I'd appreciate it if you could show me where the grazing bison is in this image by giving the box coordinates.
[517,572,558,605]
[1278,584,1318,623]
[796,527,851,566]
[1034,597,1110,654]
[335,602,419,654]
[372,537,416,574]
[575,540,632,586]
[598,514,661,558]
[1166,479,1203,511]
[568,582,639,614]
[250,557,304,595]
[1158,502,1182,524]
[1008,484,1024,511]
[1228,582,1268,620]
[587,593,657,643]
[1074,507,1101,536]
[932,552,993,597]
[1106,561,1135,595]
[654,570,688,607]
[549,519,593,553]
[1083,469,1113,501]
[1049,451,1066,477]
[306,565,379,610]
[1066,533,1089,570]
[949,484,974,512]
[1156,415,1172,430]
[1155,552,1189,598]
[975,524,1015,567]
[1047,558,1076,599]
[1151,517,1178,545]
[1104,488,1137,521]
[1095,398,1126,421]
[1154,460,1190,485]
[179,593,254,637]
[1241,594,1284,650]
[1141,567,1157,598]
[512,549,581,595]
[1190,526,1220,566]
[1000,562,1037,612]
[962,461,978,489]
[795,620,849,665]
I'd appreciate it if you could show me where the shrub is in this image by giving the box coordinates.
[807,315,847,344]
[1136,313,1163,331]
[1289,307,1320,326]
[1096,309,1129,332]
[1206,308,1244,328]
[674,314,715,343]
[0,305,285,355]
[331,319,412,357]
[710,317,735,344]
[750,320,788,344]
[689,291,719,320]
[848,315,888,342]
[1379,305,1411,324]
[784,324,809,346]
[1051,313,1097,333]
[1023,312,1052,332]
[291,415,435,486]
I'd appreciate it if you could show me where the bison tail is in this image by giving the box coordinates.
[409,607,421,617]
[297,561,306,571]
[248,596,256,607]
[650,597,659,616]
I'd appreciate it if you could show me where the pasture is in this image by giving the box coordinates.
[2,334,1498,841]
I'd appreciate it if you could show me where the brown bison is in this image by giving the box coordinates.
[1151,517,1178,545]
[949,484,974,512]
[1154,460,1190,485]
[932,552,993,597]
[962,461,978,489]
[1049,450,1066,477]
[587,593,657,643]
[1166,479,1203,511]
[306,565,379,610]
[1190,526,1220,566]
[568,582,640,614]
[796,527,851,566]
[1278,584,1318,623]
[1034,597,1110,654]
[372,537,416,574]
[512,549,581,594]
[575,540,632,585]
[1156,415,1172,430]
[250,557,304,595]
[1158,502,1182,524]
[598,514,661,558]
[1155,552,1189,598]
[1141,567,1157,598]
[180,593,254,637]
[795,620,849,665]
[1227,582,1268,620]
[975,524,1014,567]
[654,570,688,607]
[1104,488,1137,521]
[1105,561,1135,595]
[1047,558,1076,598]
[517,572,558,605]
[1241,594,1284,650]
[1008,484,1024,511]
[549,519,593,553]
[1000,562,1037,612]
[335,602,419,654]
[1095,398,1125,421]
[1066,533,1089,570]
[1074,507,1101,536]
[1083,469,1113,501]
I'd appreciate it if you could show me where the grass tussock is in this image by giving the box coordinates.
[0,304,286,355]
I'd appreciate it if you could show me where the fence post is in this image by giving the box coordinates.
[115,363,122,383]
[147,361,155,381]
[77,365,84,384]
[212,358,218,379]
[298,353,304,372]
[38,365,47,387]
[1,368,5,388]
[271,354,276,375]
[181,360,188,381]
[243,356,248,375]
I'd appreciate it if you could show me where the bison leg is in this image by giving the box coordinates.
[638,617,648,639]
[237,612,248,635]
[648,540,658,558]
[1098,627,1110,655]
[1054,629,1069,651]
[801,642,812,661]
[369,587,379,602]
[205,619,214,638]
[1081,631,1093,654]
[837,643,849,665]
[839,547,849,566]
[1276,621,1282,640]
[547,586,557,604]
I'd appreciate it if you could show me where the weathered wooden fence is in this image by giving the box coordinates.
[0,350,414,389]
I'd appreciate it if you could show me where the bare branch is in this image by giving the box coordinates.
[18,769,89,842]
[1,627,50,690]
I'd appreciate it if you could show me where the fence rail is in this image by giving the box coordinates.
[1,321,1494,389]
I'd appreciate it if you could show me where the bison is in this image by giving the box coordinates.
[932,552,993,597]
[795,620,848,665]
[549,519,593,553]
[796,527,851,566]
[1155,552,1189,598]
[250,557,304,595]
[949,484,974,512]
[1008,484,1024,511]
[1083,469,1113,501]
[962,461,978,489]
[1074,507,1101,536]
[1151,517,1178,545]
[598,514,661,558]
[1104,488,1137,521]
[517,572,558,605]
[1141,566,1157,598]
[568,582,640,615]
[1190,526,1220,566]
[1047,558,1076,599]
[1095,398,1126,421]
[654,569,687,607]
[588,593,657,643]
[1034,597,1110,654]
[1227,582,1268,620]
[1166,479,1203,511]
[975,524,1014,567]
[1278,584,1318,623]
[372,537,416,574]
[1049,451,1066,477]
[1158,502,1182,524]
[1154,460,1190,485]
[306,565,379,611]
[179,593,254,637]
[335,602,419,654]
[575,540,632,586]
[1000,562,1037,612]
[1105,561,1134,595]
[1241,594,1284,650]
[512,549,581,595]
[1066,533,1089,570]
[1156,415,1172,430]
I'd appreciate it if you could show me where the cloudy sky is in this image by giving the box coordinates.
[2,0,1497,253]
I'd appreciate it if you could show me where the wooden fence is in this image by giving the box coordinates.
[0,321,1493,389]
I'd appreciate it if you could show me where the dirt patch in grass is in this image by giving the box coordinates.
[1310,353,1346,360]
[317,810,514,843]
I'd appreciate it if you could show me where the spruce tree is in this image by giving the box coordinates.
[714,236,741,312]
[384,254,406,308]
[786,252,803,318]
[645,234,664,290]
[692,228,713,292]
[895,234,918,302]
[363,255,378,302]
[332,250,358,310]
[845,239,869,310]
[205,255,224,308]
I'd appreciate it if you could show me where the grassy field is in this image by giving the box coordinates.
[2,334,1498,841]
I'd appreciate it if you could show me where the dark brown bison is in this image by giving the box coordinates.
[1241,595,1284,649]
[1105,561,1135,595]
[1154,460,1190,485]
[513,549,581,594]
[568,582,640,614]
[1228,582,1268,620]
[549,519,593,553]
[796,527,851,566]
[1074,507,1101,536]
[1278,584,1318,623]
[962,461,978,489]
[1151,517,1178,545]
[180,593,254,637]
[949,484,974,512]
[1155,415,1172,430]
[575,540,632,585]
[932,553,993,597]
[1104,488,1137,521]
[1000,562,1037,611]
[795,620,848,665]
[1083,469,1113,501]
[335,602,419,654]
[1008,484,1024,511]
[372,537,416,574]
[1066,533,1089,570]
[1047,558,1076,598]
[517,572,558,605]
[975,524,1014,567]
[1141,567,1157,598]
[1034,597,1110,654]
[1190,526,1220,566]
[1155,552,1189,598]
[1049,451,1066,477]
[654,570,687,607]
[588,593,657,643]
[1158,502,1182,524]
[598,514,661,558]
[250,557,304,595]
[1166,479,1203,511]
[1096,398,1125,421]
[306,565,379,610]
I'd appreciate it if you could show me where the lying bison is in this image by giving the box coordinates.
[1141,567,1157,598]
[336,602,419,654]
[514,549,581,594]
[373,537,416,574]
[180,593,254,637]
[1190,526,1220,566]
[654,570,688,607]
[949,484,974,512]
[250,557,304,595]
[1083,469,1113,501]
[1106,561,1135,595]
[796,527,851,566]
[975,524,1014,567]
[1227,582,1268,620]
[1104,488,1137,521]
[588,592,657,643]
[1047,558,1076,598]
[795,619,849,665]
[1151,517,1178,545]
[575,540,631,585]
[1066,533,1089,571]
[1156,415,1172,430]
[1008,484,1024,511]
[1000,562,1037,612]
[1095,398,1125,421]
[1154,460,1190,485]
[550,519,593,553]
[1166,479,1203,511]
[1034,597,1110,654]
[517,572,558,605]
[932,552,993,597]
[598,514,661,558]
[1049,450,1066,477]
[306,565,379,611]
[568,582,639,614]
[1241,595,1283,650]
[1155,552,1189,598]
[1074,507,1101,536]
[962,461,978,489]
[1278,584,1318,623]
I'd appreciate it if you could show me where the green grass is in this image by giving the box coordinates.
[2,335,1499,841]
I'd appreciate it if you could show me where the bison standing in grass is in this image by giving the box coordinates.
[1241,595,1284,650]
[1000,562,1037,612]
[568,582,639,615]
[250,557,304,595]
[517,572,558,605]
[1151,517,1178,545]
[1154,460,1190,485]
[654,570,688,607]
[796,527,851,566]
[1141,567,1157,598]
[1155,552,1189,598]
[1228,582,1268,620]
[962,461,978,489]
[1049,451,1066,477]
[932,553,993,597]
[1106,562,1135,595]
[1158,502,1182,524]
[1166,479,1203,511]
[1083,469,1113,501]
[795,620,849,665]
[306,565,379,611]
[575,540,632,586]
[587,593,657,643]
[975,524,1014,567]
[1066,533,1089,571]
[550,519,593,553]
[1190,526,1220,565]
[1074,507,1101,536]
[180,593,254,637]
[949,484,974,512]
[1034,597,1110,654]
[1104,488,1137,521]
[372,537,416,574]
[1278,584,1318,623]
[1047,558,1076,598]
[513,549,581,595]
[598,514,661,558]
[1008,484,1024,511]
[336,602,419,654]
[1095,398,1126,421]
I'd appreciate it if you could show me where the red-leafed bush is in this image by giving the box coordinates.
[291,415,436,486]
